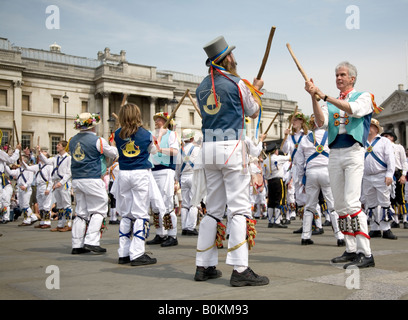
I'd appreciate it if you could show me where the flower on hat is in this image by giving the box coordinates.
[74,113,101,130]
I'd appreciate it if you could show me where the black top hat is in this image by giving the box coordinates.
[265,143,278,153]
[381,130,397,142]
[203,36,236,67]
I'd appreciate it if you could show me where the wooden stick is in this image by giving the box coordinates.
[264,112,279,135]
[257,26,276,80]
[163,89,189,129]
[187,91,202,119]
[13,120,19,145]
[279,105,298,150]
[121,94,128,107]
[286,43,320,101]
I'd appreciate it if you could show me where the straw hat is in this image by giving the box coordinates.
[370,118,383,134]
[74,113,101,130]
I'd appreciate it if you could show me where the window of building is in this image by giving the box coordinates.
[53,97,60,114]
[0,129,11,148]
[50,134,63,155]
[21,132,33,150]
[274,124,278,136]
[189,111,194,125]
[0,89,7,106]
[22,94,30,111]
[81,100,88,113]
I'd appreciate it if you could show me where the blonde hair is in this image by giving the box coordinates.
[118,103,143,139]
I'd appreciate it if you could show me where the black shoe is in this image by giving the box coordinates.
[84,244,107,254]
[382,229,398,240]
[130,253,157,266]
[230,268,269,287]
[268,223,287,228]
[312,227,324,235]
[343,253,375,269]
[161,236,178,247]
[331,251,357,263]
[71,247,91,254]
[146,235,167,245]
[183,229,198,236]
[390,221,400,228]
[337,239,346,247]
[194,266,222,281]
[301,239,314,245]
[293,227,303,234]
[404,222,408,229]
[118,256,131,264]
[323,220,332,226]
[369,230,382,238]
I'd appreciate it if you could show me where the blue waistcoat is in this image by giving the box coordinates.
[327,91,372,148]
[115,127,153,171]
[70,133,106,179]
[196,72,243,141]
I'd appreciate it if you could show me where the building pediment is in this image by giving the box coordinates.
[376,90,408,120]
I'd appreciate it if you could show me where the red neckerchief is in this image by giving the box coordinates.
[339,88,354,100]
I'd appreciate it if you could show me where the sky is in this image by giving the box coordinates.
[1,0,407,115]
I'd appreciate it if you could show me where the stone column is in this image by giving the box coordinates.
[150,97,157,131]
[13,80,23,146]
[102,91,110,139]
[394,125,401,144]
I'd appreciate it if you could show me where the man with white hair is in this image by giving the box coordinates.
[176,129,200,236]
[68,112,118,254]
[305,61,377,268]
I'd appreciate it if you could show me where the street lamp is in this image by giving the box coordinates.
[278,104,284,140]
[168,96,178,115]
[107,115,116,136]
[62,92,69,140]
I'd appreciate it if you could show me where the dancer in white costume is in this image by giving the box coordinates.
[114,104,162,265]
[0,145,20,223]
[194,35,268,286]
[362,119,397,240]
[305,61,376,268]
[295,115,344,246]
[69,113,118,254]
[176,129,200,236]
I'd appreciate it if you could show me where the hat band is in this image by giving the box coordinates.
[209,46,230,71]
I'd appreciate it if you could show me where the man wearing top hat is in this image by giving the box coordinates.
[381,129,408,228]
[68,112,118,254]
[194,35,269,286]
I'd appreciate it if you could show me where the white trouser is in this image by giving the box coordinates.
[71,179,108,248]
[151,168,177,237]
[116,170,151,260]
[329,144,371,257]
[196,141,251,268]
[302,167,343,240]
[53,180,72,228]
[18,186,36,224]
[250,187,266,218]
[1,184,13,221]
[180,173,198,231]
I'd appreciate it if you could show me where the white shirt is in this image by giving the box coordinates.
[263,153,290,180]
[0,149,20,173]
[23,161,53,190]
[364,135,395,178]
[391,143,407,175]
[295,128,330,182]
[40,152,72,186]
[175,142,200,178]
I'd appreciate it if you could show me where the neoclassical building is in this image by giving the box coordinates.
[0,37,297,155]
[374,84,408,149]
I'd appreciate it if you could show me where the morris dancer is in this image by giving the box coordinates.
[295,115,344,246]
[305,61,378,268]
[114,104,160,265]
[23,150,53,229]
[6,155,36,226]
[39,140,72,232]
[0,144,21,223]
[363,119,397,240]
[381,130,407,228]
[194,36,268,286]
[69,112,118,254]
[147,112,180,247]
[176,129,200,236]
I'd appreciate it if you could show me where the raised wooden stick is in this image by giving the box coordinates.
[187,91,202,119]
[163,89,189,128]
[286,43,320,101]
[280,105,298,150]
[257,26,276,80]
[264,112,279,135]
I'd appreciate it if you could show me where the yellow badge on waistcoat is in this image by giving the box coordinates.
[121,139,140,158]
